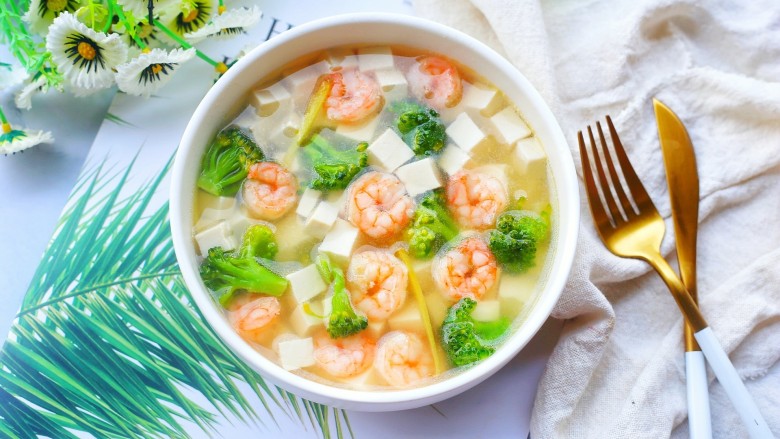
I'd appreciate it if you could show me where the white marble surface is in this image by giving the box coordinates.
[0,88,115,342]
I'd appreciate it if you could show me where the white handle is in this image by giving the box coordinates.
[686,350,712,439]
[694,327,774,439]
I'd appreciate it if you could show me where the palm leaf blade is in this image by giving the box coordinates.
[0,154,350,438]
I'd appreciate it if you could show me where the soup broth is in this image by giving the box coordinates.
[192,45,552,390]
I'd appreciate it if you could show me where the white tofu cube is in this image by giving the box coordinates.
[324,190,348,218]
[374,69,408,103]
[203,196,235,210]
[289,303,325,336]
[515,137,547,179]
[194,207,233,232]
[269,111,301,149]
[251,83,291,117]
[350,367,386,388]
[473,164,510,194]
[318,219,359,265]
[461,83,502,116]
[365,321,386,339]
[194,221,236,255]
[425,294,449,328]
[283,61,329,107]
[445,113,488,154]
[491,107,532,145]
[304,201,340,238]
[437,144,471,175]
[287,264,328,304]
[229,213,262,241]
[336,114,380,142]
[278,337,316,370]
[357,46,395,71]
[471,300,500,321]
[394,158,442,197]
[296,188,322,218]
[388,303,423,333]
[498,274,535,315]
[325,48,358,68]
[367,129,415,171]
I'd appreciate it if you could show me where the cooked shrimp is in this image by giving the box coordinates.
[407,56,463,110]
[314,332,376,378]
[433,236,498,301]
[347,250,408,321]
[325,69,383,123]
[346,171,413,242]
[374,331,434,388]
[243,162,297,220]
[446,170,508,230]
[227,294,281,342]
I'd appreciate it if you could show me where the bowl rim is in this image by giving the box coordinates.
[171,12,579,409]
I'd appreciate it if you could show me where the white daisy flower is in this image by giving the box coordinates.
[0,125,54,155]
[14,75,49,110]
[23,0,83,35]
[115,48,195,97]
[0,65,29,90]
[117,19,166,52]
[160,0,215,39]
[46,12,128,93]
[184,6,262,42]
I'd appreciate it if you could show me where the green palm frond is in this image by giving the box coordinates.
[0,154,351,439]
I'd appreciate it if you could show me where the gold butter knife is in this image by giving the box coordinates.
[654,98,712,439]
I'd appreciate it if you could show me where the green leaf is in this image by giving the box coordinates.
[0,154,351,438]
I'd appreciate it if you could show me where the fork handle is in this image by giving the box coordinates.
[694,328,774,439]
[686,350,713,439]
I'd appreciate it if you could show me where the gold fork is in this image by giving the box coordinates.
[578,116,772,439]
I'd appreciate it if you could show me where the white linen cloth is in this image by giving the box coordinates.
[414,1,780,437]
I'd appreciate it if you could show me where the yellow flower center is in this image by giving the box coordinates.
[182,8,199,23]
[2,123,11,134]
[151,64,163,75]
[138,23,153,39]
[218,5,226,14]
[215,62,228,74]
[47,0,68,12]
[77,41,97,61]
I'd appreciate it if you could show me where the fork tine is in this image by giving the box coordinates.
[606,116,653,209]
[578,130,612,228]
[596,121,635,217]
[587,125,623,224]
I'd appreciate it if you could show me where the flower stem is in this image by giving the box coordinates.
[111,0,147,50]
[153,19,228,73]
[103,0,114,33]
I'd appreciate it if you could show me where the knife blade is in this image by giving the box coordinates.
[654,98,711,439]
[654,99,700,347]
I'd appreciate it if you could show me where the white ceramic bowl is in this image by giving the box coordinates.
[171,13,578,412]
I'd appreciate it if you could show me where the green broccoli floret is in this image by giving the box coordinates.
[405,189,459,259]
[488,210,549,273]
[317,255,368,339]
[199,227,288,306]
[238,224,278,260]
[197,126,264,196]
[391,101,446,157]
[302,134,368,191]
[441,298,511,367]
